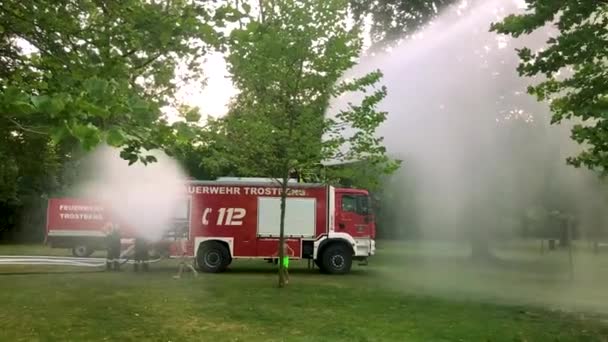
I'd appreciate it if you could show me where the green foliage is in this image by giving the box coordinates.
[491,2,608,172]
[205,0,398,184]
[0,149,19,204]
[0,0,230,238]
[0,0,224,162]
[349,0,459,50]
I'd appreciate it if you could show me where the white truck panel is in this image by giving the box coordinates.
[257,197,316,237]
[328,185,335,233]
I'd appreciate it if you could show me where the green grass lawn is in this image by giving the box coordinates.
[1,241,608,341]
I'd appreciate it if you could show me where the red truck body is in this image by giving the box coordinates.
[45,178,376,274]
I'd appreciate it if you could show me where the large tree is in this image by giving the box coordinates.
[491,1,608,172]
[204,0,398,287]
[0,0,225,160]
[0,0,228,239]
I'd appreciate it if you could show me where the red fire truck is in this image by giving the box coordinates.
[45,178,376,274]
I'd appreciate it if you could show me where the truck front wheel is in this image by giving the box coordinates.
[72,245,94,257]
[197,242,230,273]
[321,243,352,274]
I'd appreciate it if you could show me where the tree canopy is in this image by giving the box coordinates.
[0,0,230,238]
[349,0,459,50]
[491,1,608,172]
[0,0,227,160]
[204,0,398,183]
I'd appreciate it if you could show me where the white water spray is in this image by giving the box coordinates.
[74,145,188,242]
[327,0,608,313]
[333,0,604,240]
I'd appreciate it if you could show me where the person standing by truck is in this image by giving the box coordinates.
[173,237,198,279]
[103,221,122,271]
[133,235,149,272]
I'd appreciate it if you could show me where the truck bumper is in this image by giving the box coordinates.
[354,238,375,257]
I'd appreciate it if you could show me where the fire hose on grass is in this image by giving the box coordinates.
[0,255,109,267]
[0,240,180,270]
[0,253,163,268]
[0,256,163,267]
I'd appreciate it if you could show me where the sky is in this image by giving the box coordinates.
[171,52,236,122]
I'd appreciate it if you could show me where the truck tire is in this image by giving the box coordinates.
[197,241,230,273]
[321,243,352,274]
[72,245,94,257]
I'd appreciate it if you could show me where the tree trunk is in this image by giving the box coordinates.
[258,0,265,23]
[277,171,289,288]
[469,216,494,260]
[470,236,492,260]
[559,221,569,247]
[594,240,599,255]
[236,0,243,29]
[567,217,574,281]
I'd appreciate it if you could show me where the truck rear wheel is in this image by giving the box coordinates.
[321,243,352,274]
[197,241,230,273]
[72,245,94,257]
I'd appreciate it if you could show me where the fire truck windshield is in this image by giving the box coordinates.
[342,193,372,216]
[357,195,372,216]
